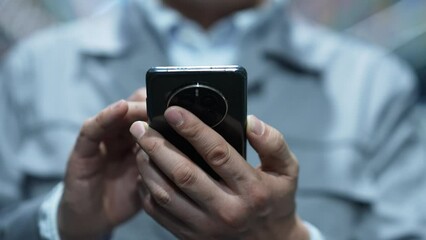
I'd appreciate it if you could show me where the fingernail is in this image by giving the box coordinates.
[130,121,147,139]
[165,108,184,127]
[248,115,265,136]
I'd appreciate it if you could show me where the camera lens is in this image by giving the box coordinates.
[167,84,228,127]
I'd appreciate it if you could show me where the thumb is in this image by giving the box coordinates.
[246,115,299,178]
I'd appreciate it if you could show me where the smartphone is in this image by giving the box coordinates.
[146,65,247,179]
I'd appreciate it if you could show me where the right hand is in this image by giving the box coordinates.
[132,107,308,240]
[58,89,147,239]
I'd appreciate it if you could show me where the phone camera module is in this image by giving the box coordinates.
[167,84,228,127]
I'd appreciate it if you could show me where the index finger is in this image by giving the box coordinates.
[164,106,256,190]
[73,99,129,158]
[128,87,147,102]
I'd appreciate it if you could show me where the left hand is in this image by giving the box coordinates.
[130,106,309,240]
[58,88,147,240]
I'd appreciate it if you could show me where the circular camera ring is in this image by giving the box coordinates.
[167,83,228,128]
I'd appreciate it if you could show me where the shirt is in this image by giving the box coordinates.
[1,0,424,239]
[38,0,325,239]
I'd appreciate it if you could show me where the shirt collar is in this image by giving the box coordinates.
[138,0,287,40]
[75,0,288,56]
[74,0,321,81]
[74,0,133,56]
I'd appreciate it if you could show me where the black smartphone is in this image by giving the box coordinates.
[146,65,247,179]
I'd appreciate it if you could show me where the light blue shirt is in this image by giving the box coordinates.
[1,0,425,239]
[139,0,280,66]
[37,1,327,239]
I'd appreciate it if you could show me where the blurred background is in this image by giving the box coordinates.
[1,0,425,98]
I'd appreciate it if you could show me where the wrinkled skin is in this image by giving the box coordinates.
[58,89,148,240]
[130,106,309,240]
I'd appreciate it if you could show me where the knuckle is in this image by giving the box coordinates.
[172,164,198,188]
[285,157,300,181]
[95,111,108,131]
[151,188,172,207]
[79,118,96,141]
[205,143,231,167]
[265,131,290,159]
[180,122,203,142]
[248,185,271,214]
[82,118,92,130]
[80,118,92,134]
[274,132,286,153]
[144,139,161,155]
[217,207,248,231]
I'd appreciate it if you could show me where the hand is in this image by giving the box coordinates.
[130,106,309,240]
[58,89,148,240]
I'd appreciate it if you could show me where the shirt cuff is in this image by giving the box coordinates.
[304,221,326,240]
[38,182,64,240]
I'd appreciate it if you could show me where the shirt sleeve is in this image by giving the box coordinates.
[304,221,325,240]
[0,42,45,240]
[354,54,426,239]
[38,183,63,240]
[38,183,112,240]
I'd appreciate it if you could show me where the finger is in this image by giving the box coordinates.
[124,101,148,123]
[139,180,193,240]
[127,87,147,101]
[99,101,147,156]
[163,106,256,190]
[103,153,142,223]
[246,115,298,178]
[73,100,128,158]
[135,149,207,225]
[130,121,229,210]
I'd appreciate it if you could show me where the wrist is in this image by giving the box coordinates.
[58,218,108,240]
[280,214,310,240]
[57,197,110,240]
